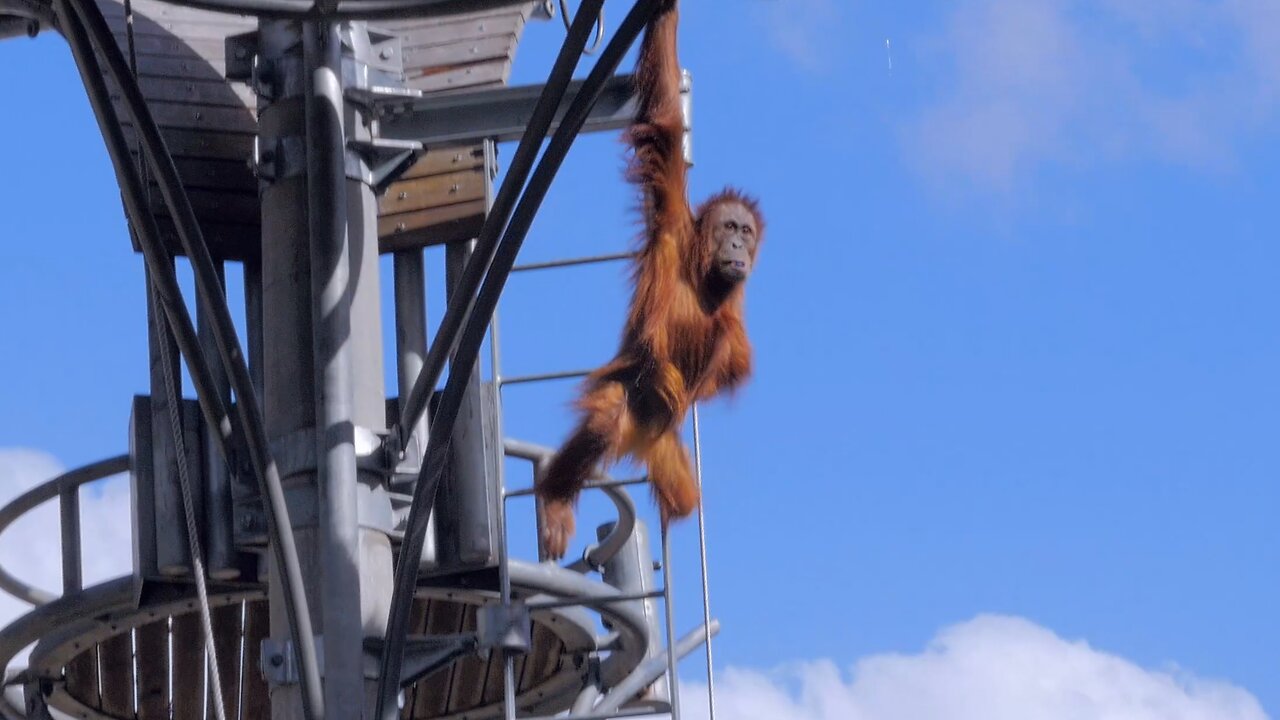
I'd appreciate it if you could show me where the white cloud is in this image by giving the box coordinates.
[906,0,1280,192]
[0,449,133,647]
[681,615,1268,720]
[751,0,844,73]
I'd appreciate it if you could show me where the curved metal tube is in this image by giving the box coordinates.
[503,439,638,572]
[90,0,528,20]
[0,0,55,27]
[592,620,720,716]
[0,456,128,607]
[59,2,324,715]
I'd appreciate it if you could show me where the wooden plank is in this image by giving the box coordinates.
[406,60,511,93]
[129,52,240,83]
[169,156,257,193]
[378,167,485,216]
[149,186,259,225]
[446,606,486,712]
[241,601,271,720]
[109,31,228,62]
[480,637,526,706]
[148,217,260,262]
[378,199,487,250]
[104,12,254,40]
[401,35,517,76]
[207,603,243,720]
[135,619,169,719]
[97,633,134,717]
[117,100,257,134]
[107,74,256,109]
[410,599,466,719]
[394,9,524,48]
[99,0,252,25]
[401,598,430,720]
[124,126,255,161]
[518,624,562,693]
[401,143,485,180]
[63,646,100,712]
[171,613,206,718]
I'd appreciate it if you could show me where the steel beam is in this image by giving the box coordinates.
[377,74,639,146]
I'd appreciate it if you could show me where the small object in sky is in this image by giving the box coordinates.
[885,38,893,70]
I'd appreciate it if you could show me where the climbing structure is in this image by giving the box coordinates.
[0,0,717,718]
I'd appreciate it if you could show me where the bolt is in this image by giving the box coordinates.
[270,653,284,667]
[235,47,247,60]
[380,47,392,60]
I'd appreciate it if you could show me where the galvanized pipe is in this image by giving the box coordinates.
[200,265,238,580]
[57,488,81,595]
[592,620,720,716]
[394,0,608,450]
[304,19,365,720]
[58,1,324,715]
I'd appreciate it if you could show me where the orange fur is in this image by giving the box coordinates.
[535,0,763,560]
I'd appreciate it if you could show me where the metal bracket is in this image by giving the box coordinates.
[477,603,532,655]
[348,136,424,194]
[364,634,478,689]
[225,31,259,84]
[261,638,325,688]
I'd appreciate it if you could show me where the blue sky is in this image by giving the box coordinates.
[2,0,1279,717]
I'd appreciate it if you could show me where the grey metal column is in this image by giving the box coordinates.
[258,17,391,719]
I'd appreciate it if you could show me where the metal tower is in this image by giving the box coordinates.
[0,0,718,718]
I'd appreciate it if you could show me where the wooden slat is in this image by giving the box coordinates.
[378,167,485,216]
[378,199,487,250]
[64,646,100,712]
[110,31,228,61]
[97,633,134,717]
[99,0,252,25]
[518,624,561,695]
[107,74,256,109]
[241,601,271,720]
[148,186,259,225]
[207,603,243,720]
[104,12,254,40]
[124,126,254,161]
[127,52,239,83]
[117,101,256,134]
[146,217,260,263]
[400,598,431,720]
[390,8,525,49]
[135,620,169,719]
[171,613,206,718]
[406,61,511,93]
[169,156,256,193]
[446,606,486,712]
[480,637,526,706]
[401,35,517,75]
[410,600,466,719]
[401,144,485,180]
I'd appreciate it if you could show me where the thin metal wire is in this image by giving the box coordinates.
[149,288,229,720]
[690,405,715,720]
[660,525,680,720]
[510,251,634,273]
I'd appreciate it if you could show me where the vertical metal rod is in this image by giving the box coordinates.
[660,526,681,720]
[201,263,237,580]
[304,18,363,720]
[244,256,265,402]
[393,251,436,567]
[482,138,518,720]
[690,405,715,720]
[59,486,81,594]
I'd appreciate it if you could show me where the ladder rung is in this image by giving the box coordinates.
[511,251,634,273]
[500,369,592,386]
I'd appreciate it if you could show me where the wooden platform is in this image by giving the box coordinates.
[97,0,539,261]
[58,598,570,719]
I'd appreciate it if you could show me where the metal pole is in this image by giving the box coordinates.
[690,405,716,720]
[304,19,364,720]
[660,527,681,720]
[58,487,80,595]
[393,251,436,567]
[200,264,238,580]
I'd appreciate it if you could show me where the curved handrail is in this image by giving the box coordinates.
[0,455,128,607]
[503,439,637,571]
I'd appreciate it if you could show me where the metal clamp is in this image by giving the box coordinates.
[477,602,532,655]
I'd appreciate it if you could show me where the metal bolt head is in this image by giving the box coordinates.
[380,47,393,60]
[270,653,284,667]
[235,47,247,60]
